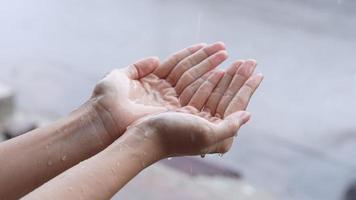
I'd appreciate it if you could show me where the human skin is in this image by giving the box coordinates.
[23,57,263,200]
[0,42,230,199]
[22,110,251,200]
[0,42,263,199]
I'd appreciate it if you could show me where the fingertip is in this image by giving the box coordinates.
[189,43,207,52]
[214,41,226,49]
[241,111,251,124]
[227,111,251,125]
[198,42,208,47]
[216,50,228,62]
[218,70,225,78]
[213,70,225,78]
[246,59,257,65]
[150,56,160,64]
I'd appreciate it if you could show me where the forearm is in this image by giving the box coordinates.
[22,127,162,200]
[0,101,114,199]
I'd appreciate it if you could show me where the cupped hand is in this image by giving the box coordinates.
[181,58,264,153]
[128,62,263,157]
[128,107,250,158]
[91,42,228,139]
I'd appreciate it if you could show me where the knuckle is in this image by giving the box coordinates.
[170,53,181,66]
[178,59,192,71]
[235,95,247,106]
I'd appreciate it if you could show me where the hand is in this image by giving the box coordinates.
[128,108,251,158]
[128,62,263,157]
[204,59,263,151]
[90,42,228,140]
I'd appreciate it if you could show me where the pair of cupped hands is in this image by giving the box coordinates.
[91,42,263,159]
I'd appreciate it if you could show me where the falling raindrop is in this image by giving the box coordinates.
[141,160,146,168]
[195,12,203,42]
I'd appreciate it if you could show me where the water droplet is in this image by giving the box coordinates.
[45,144,49,149]
[200,154,206,158]
[47,160,53,166]
[116,162,121,167]
[141,160,146,168]
[218,153,224,157]
[167,157,172,160]
[61,155,67,161]
[126,125,132,130]
[68,187,73,191]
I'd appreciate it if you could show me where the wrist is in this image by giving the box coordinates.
[68,100,115,147]
[110,122,166,165]
[89,96,127,139]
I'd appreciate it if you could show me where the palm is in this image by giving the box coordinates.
[133,106,250,157]
[128,73,180,110]
[92,42,228,138]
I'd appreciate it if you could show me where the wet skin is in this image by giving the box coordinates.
[0,42,263,200]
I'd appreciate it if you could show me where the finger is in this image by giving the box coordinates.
[125,57,160,80]
[208,111,251,154]
[153,43,206,78]
[166,42,226,86]
[179,71,214,106]
[175,50,228,94]
[224,73,264,116]
[214,111,251,141]
[188,71,224,110]
[204,60,243,115]
[215,59,257,117]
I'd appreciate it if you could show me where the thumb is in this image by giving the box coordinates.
[125,57,160,79]
[217,111,251,139]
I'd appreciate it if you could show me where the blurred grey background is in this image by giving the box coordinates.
[0,0,356,199]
